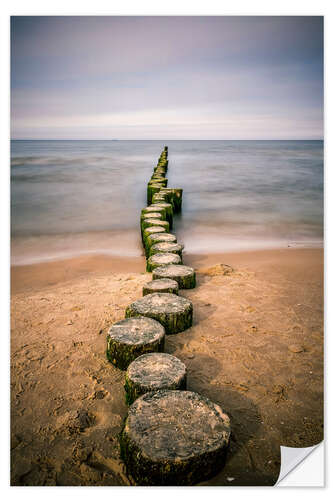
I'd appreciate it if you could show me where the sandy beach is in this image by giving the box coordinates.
[10,247,323,486]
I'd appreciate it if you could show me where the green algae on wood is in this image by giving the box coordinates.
[156,162,167,171]
[106,317,165,370]
[150,175,167,184]
[153,264,196,289]
[149,178,168,188]
[147,184,162,205]
[143,226,167,248]
[144,232,177,257]
[143,278,179,296]
[153,167,167,175]
[141,206,166,221]
[170,188,183,212]
[150,202,173,225]
[125,292,193,335]
[151,193,168,204]
[149,242,183,259]
[140,213,165,239]
[141,218,169,236]
[119,390,231,485]
[146,252,181,272]
[124,353,187,405]
[140,213,163,233]
[159,188,183,213]
[140,212,162,222]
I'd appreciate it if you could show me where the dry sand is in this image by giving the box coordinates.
[11,248,323,486]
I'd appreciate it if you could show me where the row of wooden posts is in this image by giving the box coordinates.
[105,147,231,485]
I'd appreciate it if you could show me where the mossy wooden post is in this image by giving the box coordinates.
[143,278,179,296]
[125,293,193,335]
[150,176,167,185]
[170,188,183,212]
[140,212,162,223]
[141,206,167,221]
[159,188,183,213]
[153,264,196,289]
[140,213,164,238]
[119,390,231,485]
[150,202,173,226]
[141,218,169,236]
[149,242,183,259]
[143,226,167,248]
[124,353,187,405]
[106,317,165,370]
[153,167,167,175]
[156,162,167,172]
[144,232,177,257]
[149,178,167,187]
[146,253,181,272]
[147,183,162,205]
[157,188,173,205]
[152,193,168,204]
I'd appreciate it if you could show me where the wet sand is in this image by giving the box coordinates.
[11,248,323,486]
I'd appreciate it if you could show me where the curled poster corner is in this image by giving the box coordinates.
[275,442,324,486]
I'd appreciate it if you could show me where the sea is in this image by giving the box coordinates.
[11,140,323,265]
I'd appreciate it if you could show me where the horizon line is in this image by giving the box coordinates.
[11,138,324,141]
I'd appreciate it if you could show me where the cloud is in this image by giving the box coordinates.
[11,16,323,139]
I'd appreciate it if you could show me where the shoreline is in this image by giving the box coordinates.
[11,227,323,268]
[11,246,323,294]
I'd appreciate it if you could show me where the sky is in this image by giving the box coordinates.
[10,16,323,140]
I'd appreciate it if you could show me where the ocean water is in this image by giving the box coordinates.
[11,140,323,265]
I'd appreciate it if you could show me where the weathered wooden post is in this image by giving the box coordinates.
[106,317,165,370]
[153,264,196,289]
[119,390,231,485]
[143,278,179,296]
[146,252,181,272]
[124,352,187,404]
[125,293,193,334]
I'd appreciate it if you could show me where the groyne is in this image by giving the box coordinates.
[106,147,231,485]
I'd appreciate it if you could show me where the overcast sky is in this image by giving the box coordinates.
[11,16,323,140]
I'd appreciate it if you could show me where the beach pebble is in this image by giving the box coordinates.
[124,352,187,405]
[153,264,196,289]
[143,278,179,296]
[106,317,165,370]
[288,344,304,353]
[125,293,193,335]
[146,253,181,272]
[119,390,231,485]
